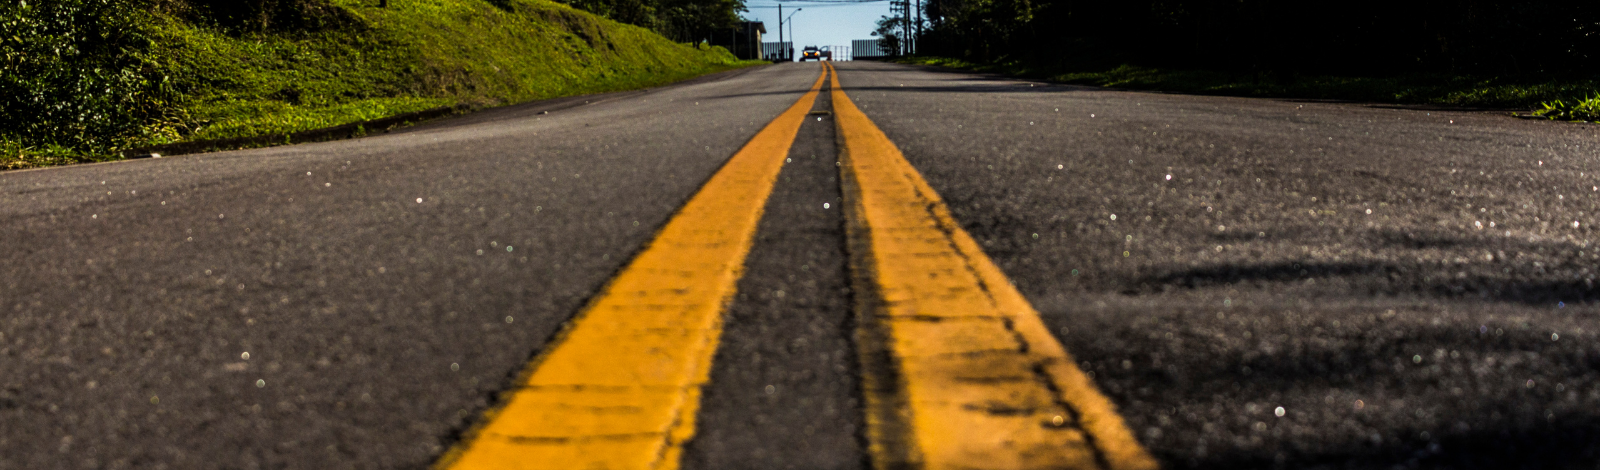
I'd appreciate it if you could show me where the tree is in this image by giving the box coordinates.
[921,0,1600,75]
[919,0,1030,62]
[872,15,903,56]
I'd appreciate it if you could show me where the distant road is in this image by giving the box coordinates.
[4,61,1598,469]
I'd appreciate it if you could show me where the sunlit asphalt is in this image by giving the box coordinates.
[4,61,1600,469]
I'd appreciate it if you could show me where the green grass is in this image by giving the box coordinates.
[901,56,1600,112]
[1530,96,1600,122]
[3,0,759,170]
[187,97,453,141]
[0,136,82,170]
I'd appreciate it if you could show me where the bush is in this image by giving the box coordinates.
[0,0,180,155]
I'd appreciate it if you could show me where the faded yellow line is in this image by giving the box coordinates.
[826,62,1158,470]
[435,66,828,470]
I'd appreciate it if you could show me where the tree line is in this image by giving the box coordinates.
[552,0,743,43]
[913,0,1600,76]
[163,0,743,42]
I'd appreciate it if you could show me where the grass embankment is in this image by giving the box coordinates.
[900,56,1600,119]
[2,0,755,170]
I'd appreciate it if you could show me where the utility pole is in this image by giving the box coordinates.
[776,7,800,62]
[902,0,910,55]
[914,0,922,54]
[892,0,912,55]
[889,0,902,55]
[889,0,903,55]
[906,0,916,54]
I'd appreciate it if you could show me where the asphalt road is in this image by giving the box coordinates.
[4,60,1600,469]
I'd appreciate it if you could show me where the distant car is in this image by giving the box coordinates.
[799,46,821,61]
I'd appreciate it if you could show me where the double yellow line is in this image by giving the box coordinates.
[436,63,1155,470]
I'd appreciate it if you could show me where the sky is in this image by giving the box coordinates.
[740,0,891,59]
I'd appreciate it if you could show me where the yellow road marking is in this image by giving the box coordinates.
[435,66,828,470]
[826,62,1158,470]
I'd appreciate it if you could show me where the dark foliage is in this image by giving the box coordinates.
[168,0,361,35]
[920,0,1600,76]
[0,0,178,152]
[873,15,904,56]
[561,0,744,44]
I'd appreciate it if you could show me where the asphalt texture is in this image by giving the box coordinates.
[833,60,1600,469]
[4,60,1600,469]
[0,65,818,469]
[681,82,867,470]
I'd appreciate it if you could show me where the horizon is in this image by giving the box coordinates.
[741,0,897,59]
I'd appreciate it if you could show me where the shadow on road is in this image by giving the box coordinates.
[1133,227,1600,306]
[1067,304,1600,470]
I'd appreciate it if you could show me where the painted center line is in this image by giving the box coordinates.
[826,62,1157,470]
[435,66,828,470]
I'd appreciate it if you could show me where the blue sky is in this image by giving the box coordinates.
[740,1,891,58]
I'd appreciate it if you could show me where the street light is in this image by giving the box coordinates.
[779,7,801,61]
[787,10,801,61]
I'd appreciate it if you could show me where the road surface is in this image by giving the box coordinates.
[3,61,1599,469]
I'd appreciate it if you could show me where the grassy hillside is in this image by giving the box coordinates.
[1,0,752,170]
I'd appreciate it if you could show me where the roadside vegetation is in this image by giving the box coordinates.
[899,57,1600,112]
[1530,96,1600,122]
[882,1,1600,119]
[1,0,753,170]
